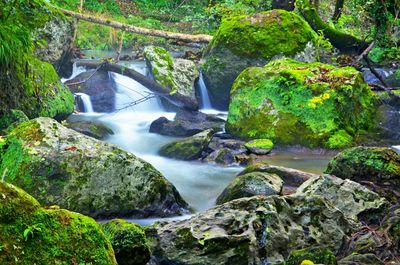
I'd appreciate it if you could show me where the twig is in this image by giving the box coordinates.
[66,61,106,86]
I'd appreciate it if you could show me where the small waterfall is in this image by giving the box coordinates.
[61,62,87,83]
[393,145,400,153]
[75,93,94,113]
[198,72,212,110]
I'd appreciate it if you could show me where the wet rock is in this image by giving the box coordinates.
[204,148,238,165]
[66,118,114,140]
[147,195,354,265]
[297,175,388,222]
[159,129,214,160]
[0,181,117,264]
[149,109,224,137]
[338,253,384,265]
[66,69,116,112]
[376,91,400,141]
[216,172,283,204]
[202,10,316,109]
[325,146,400,202]
[285,247,337,265]
[102,219,151,265]
[0,118,188,218]
[244,139,274,155]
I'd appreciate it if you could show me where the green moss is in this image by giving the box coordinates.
[226,58,376,148]
[245,139,274,150]
[284,247,337,265]
[0,110,29,132]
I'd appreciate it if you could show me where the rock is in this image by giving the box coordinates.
[204,148,238,166]
[66,69,116,112]
[0,109,29,132]
[244,139,274,155]
[297,175,388,222]
[226,58,376,148]
[144,46,199,102]
[216,172,283,204]
[0,118,188,218]
[147,195,353,265]
[338,253,384,265]
[240,163,318,187]
[102,219,151,265]
[149,109,224,137]
[159,129,214,160]
[285,247,337,265]
[66,118,114,140]
[202,10,317,108]
[0,181,117,264]
[325,146,400,202]
[0,57,74,120]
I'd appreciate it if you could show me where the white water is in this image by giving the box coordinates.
[61,62,87,83]
[198,72,213,110]
[75,93,94,113]
[393,146,400,153]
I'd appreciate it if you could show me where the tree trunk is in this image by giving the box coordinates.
[76,60,199,111]
[60,8,213,43]
[332,0,345,22]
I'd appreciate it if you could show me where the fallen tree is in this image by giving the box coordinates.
[74,60,199,111]
[60,8,213,43]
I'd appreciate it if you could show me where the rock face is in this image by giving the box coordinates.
[216,172,283,204]
[159,129,214,160]
[144,46,199,103]
[202,10,316,108]
[147,195,353,265]
[102,219,151,265]
[338,253,384,265]
[325,147,400,202]
[66,69,116,112]
[297,175,388,222]
[0,118,188,218]
[0,181,117,265]
[226,59,376,149]
[150,109,224,137]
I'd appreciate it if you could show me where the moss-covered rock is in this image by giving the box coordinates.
[102,219,151,265]
[285,247,337,265]
[0,181,117,264]
[216,172,283,204]
[245,139,274,155]
[159,129,214,160]
[202,9,317,108]
[226,58,376,149]
[0,117,188,218]
[325,147,400,202]
[0,109,29,133]
[338,253,384,265]
[0,56,74,120]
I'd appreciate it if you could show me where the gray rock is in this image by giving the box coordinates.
[204,148,238,166]
[338,253,384,265]
[1,118,188,218]
[65,119,114,140]
[216,172,283,204]
[147,195,354,265]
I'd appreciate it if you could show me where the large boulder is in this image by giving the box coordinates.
[147,195,354,265]
[0,181,117,264]
[202,10,317,109]
[216,172,283,204]
[150,109,224,137]
[144,46,199,103]
[66,69,116,112]
[102,219,151,265]
[0,118,188,218]
[297,175,388,222]
[159,129,214,160]
[325,147,400,202]
[226,58,376,149]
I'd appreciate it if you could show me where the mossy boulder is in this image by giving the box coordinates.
[0,109,29,133]
[159,129,214,160]
[285,247,337,265]
[0,181,117,264]
[0,117,188,218]
[147,195,353,265]
[216,172,283,204]
[226,58,376,149]
[325,147,400,202]
[0,56,74,120]
[102,219,151,265]
[245,139,274,155]
[202,10,317,108]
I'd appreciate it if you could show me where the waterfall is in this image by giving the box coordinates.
[61,62,87,83]
[393,146,400,153]
[198,72,212,110]
[75,93,94,113]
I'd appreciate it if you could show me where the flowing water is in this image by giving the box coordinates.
[74,93,94,113]
[198,72,213,110]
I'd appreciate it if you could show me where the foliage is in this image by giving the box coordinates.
[52,0,122,16]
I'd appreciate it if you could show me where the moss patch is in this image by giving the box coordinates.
[245,139,274,150]
[285,247,337,265]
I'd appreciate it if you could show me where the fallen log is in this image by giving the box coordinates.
[75,60,199,111]
[60,8,213,43]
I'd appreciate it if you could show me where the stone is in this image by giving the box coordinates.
[0,181,117,264]
[147,195,354,265]
[204,147,238,166]
[338,253,384,265]
[66,118,114,140]
[297,175,388,222]
[202,10,317,108]
[244,139,274,155]
[159,129,214,160]
[226,58,376,149]
[216,172,283,204]
[0,118,188,218]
